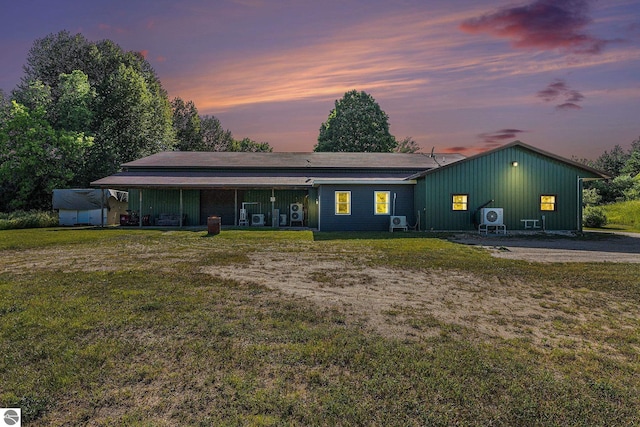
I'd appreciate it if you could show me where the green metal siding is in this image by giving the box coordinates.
[129,189,200,226]
[242,189,309,226]
[418,146,601,231]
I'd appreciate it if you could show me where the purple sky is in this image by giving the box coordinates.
[1,0,639,158]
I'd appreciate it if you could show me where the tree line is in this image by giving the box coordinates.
[0,31,270,211]
[581,139,640,205]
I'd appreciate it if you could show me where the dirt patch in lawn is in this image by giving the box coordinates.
[203,248,639,350]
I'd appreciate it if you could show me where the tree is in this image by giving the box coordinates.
[229,137,272,152]
[172,97,202,151]
[54,70,95,132]
[200,115,235,151]
[395,136,421,153]
[592,145,629,176]
[0,101,92,211]
[315,90,397,152]
[16,31,175,185]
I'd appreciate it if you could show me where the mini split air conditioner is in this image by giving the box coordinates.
[480,208,504,225]
[290,203,303,225]
[389,215,408,232]
[251,214,265,226]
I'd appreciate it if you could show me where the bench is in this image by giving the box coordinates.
[520,219,541,229]
[156,213,187,226]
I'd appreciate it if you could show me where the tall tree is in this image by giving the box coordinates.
[15,31,175,185]
[172,97,202,151]
[315,90,397,152]
[0,102,92,211]
[200,115,235,151]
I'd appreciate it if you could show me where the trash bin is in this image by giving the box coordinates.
[207,216,221,235]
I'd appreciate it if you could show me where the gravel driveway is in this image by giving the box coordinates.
[450,231,640,263]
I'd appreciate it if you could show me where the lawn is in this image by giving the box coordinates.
[1,228,639,426]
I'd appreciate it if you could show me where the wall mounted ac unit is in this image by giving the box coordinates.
[251,214,265,226]
[290,203,303,224]
[480,208,503,225]
[390,215,408,232]
[279,213,287,226]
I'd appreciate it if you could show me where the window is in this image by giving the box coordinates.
[374,191,390,215]
[540,195,556,211]
[335,191,351,215]
[452,194,468,211]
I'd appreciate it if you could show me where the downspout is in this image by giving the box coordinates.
[577,177,583,232]
[180,189,183,228]
[101,189,105,228]
[317,186,322,232]
[392,193,397,216]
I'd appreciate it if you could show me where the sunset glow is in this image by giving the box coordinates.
[1,0,638,157]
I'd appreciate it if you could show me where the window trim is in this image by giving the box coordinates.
[451,194,469,211]
[335,191,351,215]
[374,191,391,215]
[540,194,557,211]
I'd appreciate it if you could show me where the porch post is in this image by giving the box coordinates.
[234,189,238,226]
[180,189,183,228]
[139,189,143,228]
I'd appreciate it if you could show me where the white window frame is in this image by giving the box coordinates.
[374,191,391,215]
[335,191,351,215]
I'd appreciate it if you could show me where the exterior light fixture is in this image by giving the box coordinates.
[511,161,518,167]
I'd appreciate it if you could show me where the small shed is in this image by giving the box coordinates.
[52,189,128,226]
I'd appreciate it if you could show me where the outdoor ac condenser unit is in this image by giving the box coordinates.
[389,215,408,232]
[480,208,504,225]
[290,203,303,224]
[251,214,265,226]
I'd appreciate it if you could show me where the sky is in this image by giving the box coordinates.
[1,0,639,159]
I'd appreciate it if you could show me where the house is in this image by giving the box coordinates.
[90,141,608,232]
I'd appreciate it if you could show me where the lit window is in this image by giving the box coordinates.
[452,194,468,211]
[374,191,390,215]
[540,195,556,211]
[335,191,351,215]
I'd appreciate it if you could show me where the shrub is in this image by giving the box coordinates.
[0,210,59,230]
[583,206,607,228]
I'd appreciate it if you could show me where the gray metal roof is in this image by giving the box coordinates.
[91,174,314,189]
[122,151,465,170]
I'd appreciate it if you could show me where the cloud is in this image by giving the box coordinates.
[478,129,527,145]
[556,102,582,110]
[442,146,469,153]
[460,0,610,54]
[537,79,585,110]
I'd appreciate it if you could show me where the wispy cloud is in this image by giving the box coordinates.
[537,79,585,110]
[460,0,612,54]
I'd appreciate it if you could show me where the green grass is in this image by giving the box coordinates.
[599,200,640,232]
[1,228,639,425]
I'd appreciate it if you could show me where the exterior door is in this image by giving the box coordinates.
[200,190,239,225]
